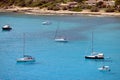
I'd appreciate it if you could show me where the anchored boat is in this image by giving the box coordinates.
[85,32,104,59]
[2,25,12,31]
[98,66,111,71]
[17,33,35,62]
[54,23,68,42]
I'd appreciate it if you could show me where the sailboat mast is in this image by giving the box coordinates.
[54,23,59,39]
[23,33,25,56]
[92,32,94,53]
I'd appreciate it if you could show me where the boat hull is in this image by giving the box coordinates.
[98,66,110,71]
[2,28,12,31]
[55,39,68,42]
[17,57,35,62]
[17,59,35,62]
[85,56,104,59]
[42,21,51,25]
[98,68,110,71]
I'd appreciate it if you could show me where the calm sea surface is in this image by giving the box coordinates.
[0,13,120,80]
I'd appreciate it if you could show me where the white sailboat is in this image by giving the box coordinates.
[17,33,35,62]
[85,32,104,59]
[54,24,68,42]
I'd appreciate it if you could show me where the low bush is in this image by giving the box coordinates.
[90,7,99,12]
[105,7,115,12]
[116,8,120,12]
[69,7,82,12]
[47,4,60,11]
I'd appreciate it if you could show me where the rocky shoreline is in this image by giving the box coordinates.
[0,7,120,17]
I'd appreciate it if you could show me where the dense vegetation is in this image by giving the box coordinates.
[0,0,120,12]
[0,0,82,7]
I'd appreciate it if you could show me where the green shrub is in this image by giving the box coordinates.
[47,3,55,10]
[0,0,14,7]
[105,7,115,12]
[62,7,68,10]
[47,6,52,10]
[48,6,60,11]
[47,3,60,11]
[96,1,104,8]
[53,6,60,11]
[31,2,41,7]
[40,2,53,8]
[14,0,26,7]
[69,7,82,12]
[25,0,33,7]
[116,8,120,12]
[90,7,99,12]
[82,5,92,9]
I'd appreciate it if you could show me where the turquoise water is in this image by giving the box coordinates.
[0,12,120,80]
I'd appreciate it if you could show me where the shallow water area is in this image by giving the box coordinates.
[0,12,120,80]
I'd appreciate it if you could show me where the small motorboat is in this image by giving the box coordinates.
[85,52,104,59]
[42,21,51,25]
[98,66,110,71]
[55,37,68,42]
[2,25,12,31]
[17,55,35,62]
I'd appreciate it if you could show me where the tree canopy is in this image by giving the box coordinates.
[115,0,120,7]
